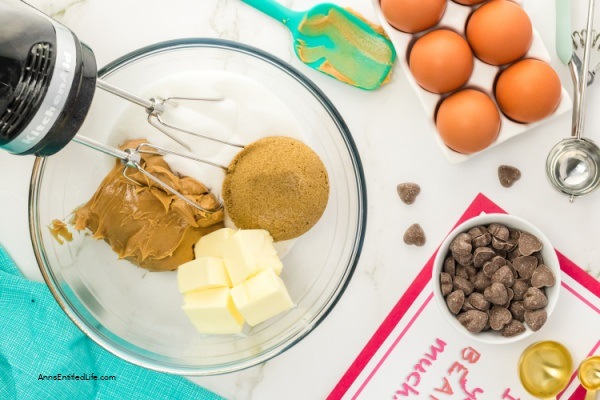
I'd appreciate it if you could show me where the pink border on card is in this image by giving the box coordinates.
[328,193,600,400]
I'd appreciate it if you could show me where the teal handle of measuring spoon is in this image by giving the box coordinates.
[241,0,301,30]
[556,0,572,65]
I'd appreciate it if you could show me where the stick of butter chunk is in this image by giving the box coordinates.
[220,230,267,285]
[257,240,283,275]
[182,287,245,335]
[177,257,231,293]
[230,268,293,326]
[194,228,236,259]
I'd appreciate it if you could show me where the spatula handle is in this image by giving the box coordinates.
[555,0,572,65]
[241,0,298,27]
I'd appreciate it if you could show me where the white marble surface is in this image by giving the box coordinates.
[1,0,600,399]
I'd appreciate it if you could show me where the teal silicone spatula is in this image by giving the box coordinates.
[241,0,396,90]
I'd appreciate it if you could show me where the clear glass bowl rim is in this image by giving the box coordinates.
[28,38,367,375]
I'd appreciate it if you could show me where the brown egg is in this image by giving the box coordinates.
[409,30,474,94]
[453,0,487,4]
[436,89,501,154]
[495,59,562,123]
[381,0,446,33]
[466,0,533,65]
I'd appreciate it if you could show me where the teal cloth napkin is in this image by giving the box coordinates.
[0,245,225,400]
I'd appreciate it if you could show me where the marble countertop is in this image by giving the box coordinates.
[1,0,600,399]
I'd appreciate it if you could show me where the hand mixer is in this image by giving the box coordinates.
[0,0,223,212]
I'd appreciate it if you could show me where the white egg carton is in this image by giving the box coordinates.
[371,0,571,163]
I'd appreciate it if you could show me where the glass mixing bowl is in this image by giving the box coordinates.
[29,39,366,375]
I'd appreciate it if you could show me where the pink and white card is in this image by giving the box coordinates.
[329,194,600,400]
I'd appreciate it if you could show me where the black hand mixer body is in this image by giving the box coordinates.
[0,0,96,156]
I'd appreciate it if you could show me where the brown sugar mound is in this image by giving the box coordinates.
[222,136,329,241]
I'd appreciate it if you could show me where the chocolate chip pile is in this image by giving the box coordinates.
[440,223,556,337]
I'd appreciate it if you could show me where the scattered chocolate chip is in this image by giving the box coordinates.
[404,223,426,246]
[457,310,489,333]
[489,306,512,330]
[397,182,420,205]
[531,265,556,288]
[523,287,548,310]
[469,227,492,248]
[492,236,514,251]
[440,272,453,296]
[498,165,521,188]
[484,282,508,305]
[446,290,465,314]
[524,309,547,331]
[502,320,526,337]
[452,250,473,267]
[518,232,543,256]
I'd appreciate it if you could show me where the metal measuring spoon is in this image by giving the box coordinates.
[579,356,600,400]
[546,0,600,201]
[518,341,573,399]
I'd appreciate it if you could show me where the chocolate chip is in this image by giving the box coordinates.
[452,250,473,267]
[397,182,420,205]
[502,320,526,337]
[531,265,556,288]
[444,256,456,276]
[457,310,489,333]
[454,276,474,296]
[469,227,492,248]
[512,279,530,301]
[465,265,478,278]
[441,272,453,296]
[513,256,538,279]
[484,282,508,305]
[446,290,465,314]
[509,301,526,322]
[523,287,548,310]
[471,271,492,292]
[502,288,515,308]
[524,309,547,331]
[518,232,543,256]
[461,301,475,312]
[498,165,521,188]
[404,223,426,246]
[489,306,512,330]
[456,266,469,280]
[488,223,509,241]
[491,265,515,288]
[483,261,502,278]
[473,247,496,268]
[468,292,491,311]
[450,233,472,254]
[492,236,514,251]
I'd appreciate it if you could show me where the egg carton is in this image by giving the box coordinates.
[371,0,572,163]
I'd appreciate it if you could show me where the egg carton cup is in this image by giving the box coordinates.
[372,0,572,163]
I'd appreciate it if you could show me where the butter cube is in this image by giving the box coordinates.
[182,287,244,335]
[220,230,266,285]
[257,241,283,275]
[230,269,293,326]
[194,228,236,259]
[177,257,231,293]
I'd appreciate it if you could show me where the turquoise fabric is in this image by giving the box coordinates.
[0,245,225,400]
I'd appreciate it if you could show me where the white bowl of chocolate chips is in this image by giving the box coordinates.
[433,213,560,344]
